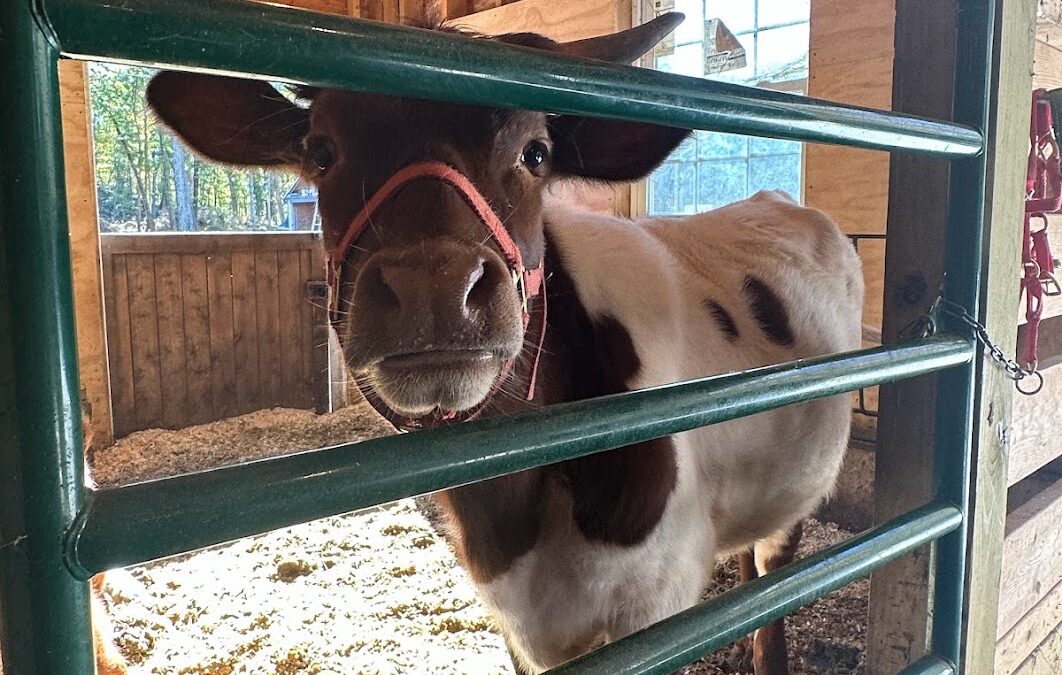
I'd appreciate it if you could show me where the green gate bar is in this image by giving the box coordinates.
[0,0,97,672]
[69,336,972,577]
[929,0,995,667]
[0,0,1004,671]
[38,0,983,156]
[899,656,960,675]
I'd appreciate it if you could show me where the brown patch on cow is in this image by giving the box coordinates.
[704,299,740,342]
[742,275,795,347]
[433,470,548,584]
[565,435,678,545]
[542,250,678,545]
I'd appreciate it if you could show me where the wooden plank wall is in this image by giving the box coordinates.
[998,460,1062,673]
[101,234,328,437]
[59,61,114,451]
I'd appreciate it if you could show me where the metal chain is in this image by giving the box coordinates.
[923,298,1045,395]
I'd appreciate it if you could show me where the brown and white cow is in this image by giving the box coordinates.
[145,14,862,674]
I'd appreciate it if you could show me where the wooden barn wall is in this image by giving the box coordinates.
[60,61,114,450]
[101,233,328,437]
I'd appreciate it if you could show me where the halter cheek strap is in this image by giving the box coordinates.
[326,161,547,429]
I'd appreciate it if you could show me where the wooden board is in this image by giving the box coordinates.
[998,471,1062,642]
[101,233,327,437]
[808,0,895,69]
[867,0,951,669]
[1034,38,1062,89]
[1017,314,1062,369]
[180,254,213,427]
[153,254,190,430]
[1009,360,1062,486]
[1013,620,1062,674]
[277,249,307,410]
[809,57,894,110]
[206,252,238,421]
[804,146,890,237]
[955,1,1034,671]
[126,254,164,430]
[999,574,1062,673]
[805,0,894,356]
[230,251,260,415]
[451,0,622,42]
[59,60,113,448]
[249,0,349,15]
[103,255,135,436]
[255,251,282,407]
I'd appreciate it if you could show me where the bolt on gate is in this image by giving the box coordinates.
[0,0,1023,672]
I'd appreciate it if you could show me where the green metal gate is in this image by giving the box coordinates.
[0,0,1012,672]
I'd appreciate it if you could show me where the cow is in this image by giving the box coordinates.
[144,13,862,674]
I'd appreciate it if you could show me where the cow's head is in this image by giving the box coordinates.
[146,15,688,420]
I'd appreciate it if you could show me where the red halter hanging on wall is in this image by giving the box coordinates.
[1021,89,1062,374]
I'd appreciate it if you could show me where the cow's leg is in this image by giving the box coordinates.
[726,551,758,672]
[90,574,128,675]
[750,522,803,675]
[503,632,535,675]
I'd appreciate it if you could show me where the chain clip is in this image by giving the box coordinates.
[906,297,1044,395]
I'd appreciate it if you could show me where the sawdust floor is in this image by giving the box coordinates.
[89,405,867,674]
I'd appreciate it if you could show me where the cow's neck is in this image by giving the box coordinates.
[432,230,679,584]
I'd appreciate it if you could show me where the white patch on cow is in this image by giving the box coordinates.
[478,191,863,673]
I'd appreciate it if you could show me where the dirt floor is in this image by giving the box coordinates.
[88,405,868,674]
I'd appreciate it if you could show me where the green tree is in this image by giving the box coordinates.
[88,63,299,233]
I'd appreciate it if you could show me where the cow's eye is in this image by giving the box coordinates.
[306,138,336,175]
[520,140,549,173]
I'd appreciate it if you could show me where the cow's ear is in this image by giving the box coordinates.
[556,12,685,65]
[548,117,690,182]
[545,13,690,181]
[147,71,309,167]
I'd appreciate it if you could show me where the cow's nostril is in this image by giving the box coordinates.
[465,259,494,312]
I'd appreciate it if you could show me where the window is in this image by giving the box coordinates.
[88,64,309,233]
[647,0,810,215]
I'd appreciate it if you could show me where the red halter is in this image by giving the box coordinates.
[1021,90,1062,375]
[326,161,547,429]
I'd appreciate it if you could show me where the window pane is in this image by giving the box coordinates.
[650,163,679,214]
[757,0,811,28]
[655,42,704,77]
[676,162,698,214]
[673,136,697,162]
[697,159,747,210]
[749,154,802,199]
[673,0,706,45]
[755,23,809,81]
[697,131,748,160]
[705,0,755,34]
[749,137,801,156]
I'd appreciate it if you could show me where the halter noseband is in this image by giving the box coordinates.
[326,161,547,430]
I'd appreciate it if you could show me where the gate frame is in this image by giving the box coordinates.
[0,0,1030,672]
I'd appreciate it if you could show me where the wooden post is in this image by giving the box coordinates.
[868,4,956,666]
[59,60,114,449]
[962,0,1034,670]
[868,0,1032,671]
